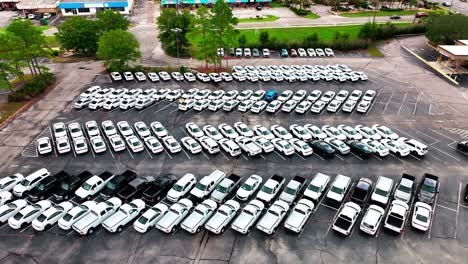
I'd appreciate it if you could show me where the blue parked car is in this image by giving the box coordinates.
[280,49,289,57]
[265,90,278,102]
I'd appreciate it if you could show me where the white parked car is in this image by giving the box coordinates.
[205,200,241,234]
[102,199,146,233]
[322,125,346,141]
[252,136,274,153]
[251,90,266,101]
[208,90,225,100]
[373,124,398,140]
[147,72,160,82]
[181,199,217,234]
[158,71,171,81]
[102,120,117,138]
[186,122,204,139]
[110,72,122,81]
[326,100,342,113]
[133,203,168,233]
[156,198,193,234]
[337,125,362,140]
[171,72,184,81]
[0,173,24,192]
[58,201,96,230]
[165,89,182,101]
[310,101,326,113]
[381,139,410,156]
[362,90,375,101]
[266,100,282,113]
[32,201,73,231]
[256,200,289,235]
[203,125,224,141]
[144,136,164,154]
[237,90,253,101]
[295,101,312,114]
[231,199,265,234]
[398,137,428,156]
[183,72,196,82]
[289,138,313,156]
[150,122,168,139]
[117,121,134,138]
[360,205,385,236]
[411,202,432,232]
[123,72,134,81]
[235,136,262,156]
[219,138,241,157]
[134,72,146,81]
[253,125,275,140]
[196,73,210,82]
[335,90,349,102]
[181,137,202,154]
[126,135,144,153]
[384,200,409,234]
[80,86,101,99]
[320,91,336,103]
[72,197,122,235]
[236,175,262,201]
[326,174,351,203]
[278,90,293,102]
[284,199,315,233]
[85,121,100,138]
[371,176,394,206]
[37,137,52,155]
[109,135,126,152]
[290,124,312,142]
[218,124,239,140]
[361,139,389,157]
[52,122,67,139]
[134,121,151,138]
[199,136,220,154]
[324,48,334,56]
[0,199,28,223]
[281,100,298,113]
[13,168,50,198]
[303,173,330,201]
[324,138,350,155]
[178,99,196,111]
[220,72,232,82]
[342,99,357,113]
[75,173,114,200]
[153,89,170,101]
[271,138,295,156]
[222,90,239,101]
[332,202,361,236]
[9,200,52,229]
[234,122,254,137]
[307,90,322,102]
[0,191,13,206]
[304,124,327,140]
[356,100,371,113]
[193,99,210,111]
[166,174,196,202]
[162,136,181,153]
[68,122,84,140]
[355,125,381,140]
[90,136,107,154]
[271,125,293,140]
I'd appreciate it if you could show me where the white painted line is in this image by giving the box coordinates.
[334,154,344,161]
[412,92,420,116]
[397,92,408,115]
[426,153,442,162]
[163,149,173,160]
[430,146,461,162]
[392,127,419,141]
[350,152,363,161]
[241,154,248,161]
[220,151,230,161]
[313,153,325,161]
[126,148,134,159]
[295,153,306,160]
[436,204,457,212]
[454,182,461,239]
[459,204,468,209]
[181,148,191,160]
[431,129,457,141]
[374,155,382,161]
[413,129,439,143]
[389,153,405,163]
[383,92,394,114]
[259,154,267,160]
[20,224,31,233]
[154,102,176,114]
[409,154,421,161]
[201,150,210,160]
[273,150,286,160]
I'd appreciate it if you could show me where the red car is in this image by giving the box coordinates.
[290,49,298,57]
[415,12,428,18]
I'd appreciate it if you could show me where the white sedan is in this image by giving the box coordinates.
[284,199,314,233]
[290,124,312,142]
[203,125,224,141]
[278,90,293,102]
[150,122,168,139]
[237,90,253,101]
[218,124,239,140]
[73,137,88,155]
[355,125,381,140]
[32,201,74,231]
[186,122,204,139]
[144,136,164,154]
[235,175,263,201]
[0,174,24,192]
[324,138,350,155]
[134,203,169,233]
[126,135,144,153]
[289,138,313,156]
[117,121,134,138]
[234,122,254,137]
[271,138,295,156]
[337,125,362,140]
[134,121,151,138]
[253,125,275,140]
[162,136,181,153]
[304,124,327,140]
[372,124,399,140]
[322,125,346,141]
[181,137,202,154]
[0,199,27,223]
[9,200,52,229]
[85,121,100,138]
[102,120,117,138]
[109,135,126,152]
[411,202,432,232]
[381,139,410,156]
[361,139,389,157]
[68,122,84,139]
[90,136,107,153]
[271,125,293,140]
[252,136,275,153]
[58,201,96,230]
[37,137,52,155]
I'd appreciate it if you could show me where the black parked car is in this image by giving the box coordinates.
[54,171,93,201]
[350,178,373,205]
[347,140,373,159]
[142,174,177,204]
[28,171,68,201]
[100,170,137,199]
[117,176,155,203]
[457,141,468,152]
[310,140,335,157]
[464,184,468,203]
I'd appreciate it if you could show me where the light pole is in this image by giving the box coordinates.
[171,28,182,70]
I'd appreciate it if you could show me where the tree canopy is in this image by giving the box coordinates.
[96,10,129,33]
[56,17,100,55]
[157,8,193,57]
[426,15,468,45]
[96,29,141,72]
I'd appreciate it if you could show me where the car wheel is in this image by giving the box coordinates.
[171,227,176,234]
[117,226,123,232]
[64,195,69,200]
[221,227,225,234]
[87,196,92,201]
[196,227,201,233]
[40,196,44,200]
[88,228,94,234]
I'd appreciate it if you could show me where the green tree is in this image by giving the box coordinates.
[210,0,238,67]
[191,6,217,67]
[6,20,48,76]
[96,10,129,33]
[56,17,100,55]
[426,15,468,45]
[96,29,141,72]
[238,34,247,47]
[157,8,193,57]
[259,31,269,46]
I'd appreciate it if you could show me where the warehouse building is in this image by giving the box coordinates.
[58,0,133,16]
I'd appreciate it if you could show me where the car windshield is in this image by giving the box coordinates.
[106,181,117,190]
[216,185,228,193]
[121,126,130,131]
[36,214,47,222]
[262,186,274,194]
[82,183,92,191]
[192,127,201,133]
[115,140,123,145]
[133,141,141,147]
[416,213,428,222]
[36,183,46,191]
[331,186,343,194]
[138,216,149,224]
[196,183,207,191]
[375,188,388,196]
[173,184,183,192]
[55,127,65,133]
[95,141,104,147]
[422,183,435,193]
[241,183,253,191]
[13,212,24,220]
[398,185,411,193]
[61,182,72,190]
[284,187,297,195]
[308,184,320,192]
[59,142,68,148]
[191,142,199,148]
[39,143,49,148]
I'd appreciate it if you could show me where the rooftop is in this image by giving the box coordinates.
[438,45,468,57]
[16,0,58,9]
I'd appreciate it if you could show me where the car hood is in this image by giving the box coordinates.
[190,188,205,198]
[233,213,254,229]
[303,189,320,200]
[103,212,126,227]
[285,211,306,228]
[75,188,89,198]
[211,191,225,201]
[236,189,250,199]
[182,213,204,229]
[279,193,294,203]
[371,194,388,205]
[394,190,410,203]
[257,214,279,230]
[207,214,228,230]
[418,190,434,201]
[166,189,180,201]
[257,192,274,202]
[327,191,343,202]
[158,213,179,228]
[13,185,27,194]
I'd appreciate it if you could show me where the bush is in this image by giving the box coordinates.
[359,22,426,41]
[289,7,311,16]
[380,8,404,11]
[8,73,55,102]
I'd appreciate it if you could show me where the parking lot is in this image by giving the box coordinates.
[1,35,468,262]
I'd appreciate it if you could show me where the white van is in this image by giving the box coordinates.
[190,170,226,200]
[398,138,428,156]
[199,136,220,154]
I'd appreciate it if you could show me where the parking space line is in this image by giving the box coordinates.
[455,182,461,239]
[431,129,457,141]
[259,154,267,160]
[313,153,325,161]
[389,153,405,163]
[81,125,96,158]
[200,150,210,160]
[241,154,248,161]
[273,151,286,160]
[350,152,363,161]
[154,102,176,114]
[181,148,191,160]
[374,155,382,161]
[412,129,439,143]
[397,93,408,115]
[428,192,440,239]
[294,153,306,160]
[163,149,173,159]
[126,147,135,159]
[98,128,115,159]
[409,154,421,161]
[220,151,230,161]
[334,154,344,161]
[20,224,31,233]
[412,93,420,116]
[430,146,461,162]
[383,92,394,114]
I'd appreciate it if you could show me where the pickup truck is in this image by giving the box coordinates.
[205,200,241,234]
[72,197,122,235]
[332,202,361,236]
[235,136,262,156]
[394,174,415,203]
[75,171,115,200]
[102,199,146,233]
[142,175,177,204]
[28,171,69,202]
[417,173,439,205]
[279,176,307,205]
[190,170,226,200]
[54,171,93,201]
[256,175,285,205]
[13,168,50,198]
[210,174,242,203]
[256,200,289,235]
[100,170,137,199]
[384,200,409,234]
[117,176,154,203]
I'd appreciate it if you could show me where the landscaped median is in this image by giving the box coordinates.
[339,9,423,17]
[238,15,279,23]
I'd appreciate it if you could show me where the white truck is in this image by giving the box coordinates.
[256,200,290,235]
[75,171,115,200]
[190,170,226,200]
[394,174,415,203]
[210,174,242,204]
[102,199,146,233]
[72,197,122,235]
[279,176,307,205]
[256,175,285,205]
[384,200,409,234]
[235,136,262,156]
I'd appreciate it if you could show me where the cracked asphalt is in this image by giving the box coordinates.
[0,36,468,263]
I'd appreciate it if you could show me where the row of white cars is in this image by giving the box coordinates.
[37,120,428,159]
[178,89,377,115]
[108,64,367,84]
